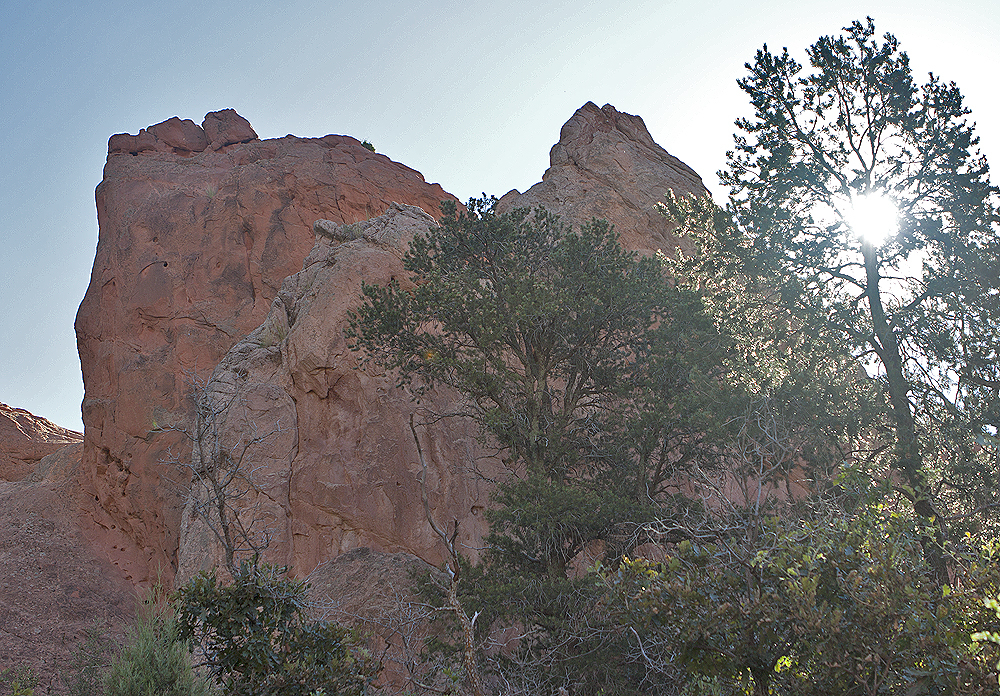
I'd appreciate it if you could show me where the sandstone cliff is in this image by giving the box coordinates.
[75,109,459,584]
[176,204,492,580]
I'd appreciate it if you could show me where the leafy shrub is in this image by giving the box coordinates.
[174,562,377,696]
[0,666,38,696]
[103,590,212,696]
[610,509,1000,694]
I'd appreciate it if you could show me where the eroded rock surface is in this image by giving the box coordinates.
[307,547,446,690]
[176,204,493,581]
[497,101,708,255]
[75,110,459,584]
[174,100,711,580]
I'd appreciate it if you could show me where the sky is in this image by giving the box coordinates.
[1,0,997,432]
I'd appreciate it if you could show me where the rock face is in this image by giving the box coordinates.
[306,547,446,689]
[498,102,708,255]
[0,402,82,481]
[176,204,493,581]
[75,110,459,584]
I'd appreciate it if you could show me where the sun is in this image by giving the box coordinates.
[844,193,899,246]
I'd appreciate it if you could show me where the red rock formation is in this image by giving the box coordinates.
[202,109,258,151]
[77,103,706,589]
[497,102,708,255]
[75,111,459,584]
[0,402,82,481]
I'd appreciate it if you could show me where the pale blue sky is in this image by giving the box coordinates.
[1,0,997,431]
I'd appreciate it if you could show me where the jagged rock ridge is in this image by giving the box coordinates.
[0,402,82,481]
[108,109,257,155]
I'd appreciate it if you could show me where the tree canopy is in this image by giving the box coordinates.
[667,17,1000,581]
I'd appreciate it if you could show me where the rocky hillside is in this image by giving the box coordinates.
[0,407,133,693]
[0,402,82,481]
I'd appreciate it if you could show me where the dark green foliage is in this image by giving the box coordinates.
[103,593,212,696]
[348,196,683,563]
[349,196,689,572]
[485,473,639,579]
[972,595,1000,670]
[173,562,376,696]
[621,18,1000,692]
[350,196,882,694]
[361,140,375,152]
[349,197,672,486]
[349,18,1000,690]
[350,198,693,692]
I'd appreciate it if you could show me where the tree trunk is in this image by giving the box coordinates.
[862,242,949,584]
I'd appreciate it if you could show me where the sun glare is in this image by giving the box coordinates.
[845,193,899,245]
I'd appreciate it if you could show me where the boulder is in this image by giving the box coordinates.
[202,108,257,150]
[76,111,459,584]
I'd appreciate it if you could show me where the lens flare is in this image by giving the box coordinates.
[845,193,899,245]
